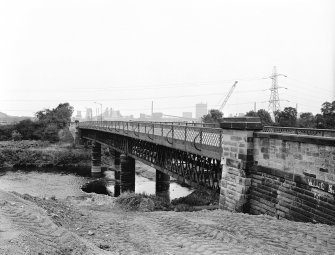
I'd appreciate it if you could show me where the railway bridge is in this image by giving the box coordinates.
[77,118,335,225]
[77,120,229,197]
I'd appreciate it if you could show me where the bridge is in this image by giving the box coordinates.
[78,120,225,198]
[77,118,335,225]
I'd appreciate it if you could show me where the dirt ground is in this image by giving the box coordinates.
[1,189,335,255]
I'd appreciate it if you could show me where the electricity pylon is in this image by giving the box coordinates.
[268,66,287,117]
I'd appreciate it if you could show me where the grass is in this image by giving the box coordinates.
[0,140,91,168]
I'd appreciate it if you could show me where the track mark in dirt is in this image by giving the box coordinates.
[0,191,114,255]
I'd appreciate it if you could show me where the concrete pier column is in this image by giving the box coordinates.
[120,155,135,193]
[156,170,170,200]
[91,142,102,177]
[114,151,121,197]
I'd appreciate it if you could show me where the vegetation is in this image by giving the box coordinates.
[0,103,73,142]
[114,188,219,212]
[115,192,172,211]
[171,188,219,207]
[202,100,335,129]
[0,140,90,168]
[201,109,223,124]
[245,109,274,126]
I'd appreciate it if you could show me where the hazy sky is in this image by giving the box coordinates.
[0,0,334,118]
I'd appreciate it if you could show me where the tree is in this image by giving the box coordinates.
[42,123,59,142]
[0,125,14,141]
[35,103,74,142]
[202,109,223,123]
[274,107,297,127]
[297,112,316,128]
[319,101,335,129]
[14,119,41,140]
[245,109,273,126]
[36,103,73,129]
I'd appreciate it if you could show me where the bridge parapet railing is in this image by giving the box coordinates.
[262,126,335,138]
[79,121,223,157]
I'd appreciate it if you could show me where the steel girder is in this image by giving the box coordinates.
[81,129,221,191]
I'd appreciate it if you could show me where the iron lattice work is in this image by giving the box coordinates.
[263,126,335,138]
[78,121,223,160]
[81,129,222,191]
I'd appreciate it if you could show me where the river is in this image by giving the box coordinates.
[0,164,193,200]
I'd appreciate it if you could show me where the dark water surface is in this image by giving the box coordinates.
[0,165,192,199]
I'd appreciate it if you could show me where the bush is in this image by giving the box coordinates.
[171,188,219,206]
[115,192,172,211]
[11,130,22,141]
[0,125,14,141]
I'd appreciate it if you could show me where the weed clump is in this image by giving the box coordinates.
[115,192,172,212]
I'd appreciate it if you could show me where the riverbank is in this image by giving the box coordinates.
[0,140,91,168]
[1,189,334,255]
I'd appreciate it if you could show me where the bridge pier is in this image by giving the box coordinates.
[114,151,121,197]
[91,142,102,177]
[120,155,135,193]
[219,117,262,212]
[156,170,170,200]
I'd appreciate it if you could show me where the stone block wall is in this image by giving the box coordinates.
[250,132,335,224]
[219,118,261,212]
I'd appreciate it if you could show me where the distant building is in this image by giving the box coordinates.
[103,107,110,118]
[75,111,82,120]
[195,103,208,119]
[86,108,93,120]
[182,112,192,119]
[152,112,163,120]
[139,113,147,120]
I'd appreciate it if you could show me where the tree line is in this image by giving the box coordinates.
[0,103,74,142]
[202,100,335,129]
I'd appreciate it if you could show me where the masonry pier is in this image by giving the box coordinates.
[120,155,135,193]
[219,117,262,212]
[114,151,121,197]
[156,170,170,200]
[91,142,102,177]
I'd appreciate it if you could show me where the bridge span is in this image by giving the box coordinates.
[77,118,335,225]
[78,121,224,197]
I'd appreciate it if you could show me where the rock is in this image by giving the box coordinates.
[99,244,110,250]
[0,200,7,206]
[81,179,109,195]
[88,230,95,236]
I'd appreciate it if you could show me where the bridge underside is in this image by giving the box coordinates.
[81,129,221,191]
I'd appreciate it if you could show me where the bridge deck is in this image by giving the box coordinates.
[79,121,223,159]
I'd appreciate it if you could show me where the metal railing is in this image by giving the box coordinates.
[263,126,335,138]
[79,121,223,149]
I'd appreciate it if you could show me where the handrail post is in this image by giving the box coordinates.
[219,131,222,148]
[200,129,203,146]
[172,125,174,144]
[185,126,187,142]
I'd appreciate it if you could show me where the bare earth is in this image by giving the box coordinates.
[0,190,335,255]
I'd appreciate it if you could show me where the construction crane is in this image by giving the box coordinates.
[219,81,238,111]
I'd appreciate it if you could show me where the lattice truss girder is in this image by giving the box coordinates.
[81,129,222,190]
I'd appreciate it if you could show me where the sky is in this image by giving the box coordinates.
[0,0,334,118]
